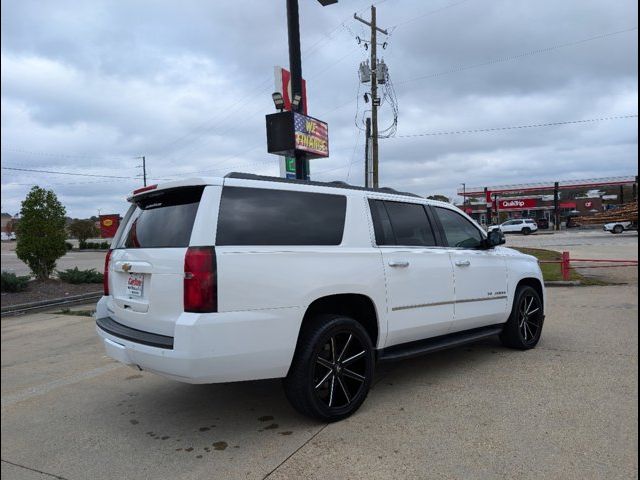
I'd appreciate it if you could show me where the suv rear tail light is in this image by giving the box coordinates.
[132,184,157,195]
[184,247,217,313]
[103,249,113,296]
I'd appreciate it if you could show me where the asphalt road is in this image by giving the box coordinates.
[1,241,106,276]
[1,256,637,478]
[504,229,638,284]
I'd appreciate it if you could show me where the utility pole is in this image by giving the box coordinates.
[135,156,147,186]
[364,118,371,188]
[355,6,388,188]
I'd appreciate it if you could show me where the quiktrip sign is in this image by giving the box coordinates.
[496,198,538,210]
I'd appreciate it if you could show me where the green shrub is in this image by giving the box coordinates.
[1,271,31,292]
[78,241,109,250]
[57,267,104,284]
[15,186,67,279]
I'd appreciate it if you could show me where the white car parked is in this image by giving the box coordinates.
[489,218,538,235]
[96,173,546,421]
[603,221,637,234]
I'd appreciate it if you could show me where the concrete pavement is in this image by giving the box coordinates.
[1,242,105,276]
[2,278,637,479]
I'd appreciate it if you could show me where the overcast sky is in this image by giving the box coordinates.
[1,0,637,218]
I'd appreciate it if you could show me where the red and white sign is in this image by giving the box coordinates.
[99,214,120,238]
[274,66,308,114]
[584,201,593,208]
[497,198,538,210]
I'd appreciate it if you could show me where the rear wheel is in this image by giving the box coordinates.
[613,225,624,234]
[522,227,532,235]
[284,314,374,422]
[500,286,544,349]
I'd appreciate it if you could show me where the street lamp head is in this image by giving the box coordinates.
[291,93,302,109]
[317,0,338,5]
[272,92,285,111]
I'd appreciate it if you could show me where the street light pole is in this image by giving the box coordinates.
[286,0,307,180]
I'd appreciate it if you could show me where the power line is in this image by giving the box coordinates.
[391,0,474,29]
[390,114,638,138]
[1,166,134,179]
[396,26,638,86]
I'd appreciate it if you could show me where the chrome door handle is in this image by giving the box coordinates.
[455,260,471,267]
[389,260,409,268]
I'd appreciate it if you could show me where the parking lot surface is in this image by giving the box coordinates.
[1,242,106,277]
[505,229,638,284]
[2,263,638,479]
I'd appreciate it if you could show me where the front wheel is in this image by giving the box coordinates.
[500,286,544,349]
[284,314,375,422]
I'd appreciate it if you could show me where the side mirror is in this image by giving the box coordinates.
[485,229,506,248]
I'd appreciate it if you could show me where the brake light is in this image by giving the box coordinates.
[103,249,113,296]
[132,184,157,195]
[184,247,217,313]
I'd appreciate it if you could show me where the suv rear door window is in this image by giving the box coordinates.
[216,186,346,246]
[120,186,203,248]
[369,200,437,246]
[434,207,484,249]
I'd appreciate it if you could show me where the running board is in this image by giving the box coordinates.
[378,324,504,363]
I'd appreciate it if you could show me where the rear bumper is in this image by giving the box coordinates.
[95,297,303,384]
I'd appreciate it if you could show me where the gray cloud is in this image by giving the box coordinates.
[1,0,637,217]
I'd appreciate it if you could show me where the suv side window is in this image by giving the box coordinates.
[216,187,346,246]
[369,199,437,246]
[434,207,484,249]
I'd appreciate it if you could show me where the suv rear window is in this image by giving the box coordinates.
[120,186,204,248]
[216,186,346,246]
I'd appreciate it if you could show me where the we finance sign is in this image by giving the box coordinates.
[294,112,329,158]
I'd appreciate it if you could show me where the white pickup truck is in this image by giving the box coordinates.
[96,173,545,421]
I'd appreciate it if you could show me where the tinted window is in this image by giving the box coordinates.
[216,187,346,246]
[121,186,203,248]
[435,207,484,248]
[368,199,395,245]
[369,200,436,246]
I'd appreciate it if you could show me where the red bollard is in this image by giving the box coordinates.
[561,251,571,281]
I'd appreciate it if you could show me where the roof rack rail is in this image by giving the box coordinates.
[224,172,422,198]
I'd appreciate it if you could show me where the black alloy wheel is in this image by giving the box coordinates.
[516,292,543,346]
[613,225,624,234]
[313,331,368,410]
[522,227,532,235]
[284,315,374,422]
[500,285,544,349]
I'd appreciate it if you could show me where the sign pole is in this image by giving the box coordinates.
[286,0,307,180]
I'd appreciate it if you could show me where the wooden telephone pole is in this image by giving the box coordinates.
[355,6,388,188]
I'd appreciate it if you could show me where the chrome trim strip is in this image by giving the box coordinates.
[392,295,507,312]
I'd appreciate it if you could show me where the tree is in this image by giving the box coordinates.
[15,186,67,280]
[68,219,99,243]
[427,194,450,203]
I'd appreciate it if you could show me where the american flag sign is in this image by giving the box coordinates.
[293,112,329,158]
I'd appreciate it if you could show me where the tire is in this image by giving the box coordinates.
[613,225,624,234]
[284,314,375,422]
[500,286,544,350]
[522,227,531,235]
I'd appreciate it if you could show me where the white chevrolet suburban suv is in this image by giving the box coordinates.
[96,173,546,422]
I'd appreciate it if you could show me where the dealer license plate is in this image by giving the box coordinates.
[127,273,144,297]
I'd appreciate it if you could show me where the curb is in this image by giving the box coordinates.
[1,292,102,317]
[544,281,582,287]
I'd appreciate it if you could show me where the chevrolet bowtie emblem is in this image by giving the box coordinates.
[122,263,132,273]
